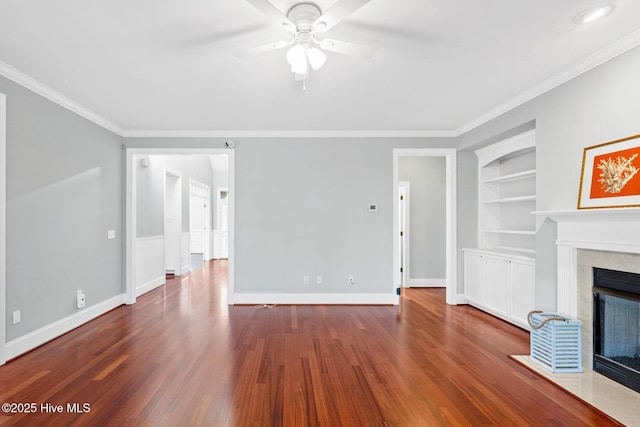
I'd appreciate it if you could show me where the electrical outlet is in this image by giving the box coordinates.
[12,310,21,324]
[316,275,322,284]
[77,290,86,309]
[303,275,310,285]
[348,275,355,285]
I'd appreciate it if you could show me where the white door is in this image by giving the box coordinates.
[190,195,206,255]
[398,182,410,287]
[217,187,229,259]
[164,170,182,275]
[189,179,211,261]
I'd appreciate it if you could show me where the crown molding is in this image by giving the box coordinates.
[0,60,124,136]
[3,28,640,140]
[455,28,640,137]
[121,129,457,138]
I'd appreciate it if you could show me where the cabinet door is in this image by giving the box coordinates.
[510,260,535,327]
[464,252,485,304]
[484,256,510,316]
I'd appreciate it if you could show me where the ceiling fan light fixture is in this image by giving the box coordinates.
[307,47,327,70]
[286,44,306,66]
[290,58,308,75]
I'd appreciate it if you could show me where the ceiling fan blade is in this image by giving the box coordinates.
[318,38,376,59]
[233,39,293,58]
[313,0,371,33]
[246,0,296,33]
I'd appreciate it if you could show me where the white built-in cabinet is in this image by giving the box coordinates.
[463,249,535,329]
[463,130,536,329]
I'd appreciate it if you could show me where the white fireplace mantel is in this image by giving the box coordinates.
[535,208,640,317]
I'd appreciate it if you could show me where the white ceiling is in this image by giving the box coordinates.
[0,0,639,135]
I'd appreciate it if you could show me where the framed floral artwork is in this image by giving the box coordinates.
[578,133,640,209]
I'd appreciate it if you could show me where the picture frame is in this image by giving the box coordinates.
[578,133,640,209]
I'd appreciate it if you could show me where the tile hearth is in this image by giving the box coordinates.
[512,355,640,426]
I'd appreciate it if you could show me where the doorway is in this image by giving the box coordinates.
[189,179,211,270]
[216,187,229,259]
[164,168,182,275]
[125,149,235,306]
[393,149,457,305]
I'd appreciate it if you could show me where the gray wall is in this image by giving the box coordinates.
[1,75,123,341]
[456,151,478,294]
[125,137,458,296]
[399,156,446,280]
[458,45,640,310]
[136,155,215,238]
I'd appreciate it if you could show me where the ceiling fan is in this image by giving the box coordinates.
[237,0,376,83]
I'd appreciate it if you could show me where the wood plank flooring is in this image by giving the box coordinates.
[0,261,621,426]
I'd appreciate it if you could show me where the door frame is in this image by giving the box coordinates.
[125,148,235,305]
[393,149,458,305]
[398,181,410,287]
[0,93,6,364]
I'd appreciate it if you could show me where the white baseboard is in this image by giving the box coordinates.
[179,264,190,275]
[5,294,125,361]
[407,278,446,288]
[230,293,396,305]
[136,276,165,297]
[454,293,467,305]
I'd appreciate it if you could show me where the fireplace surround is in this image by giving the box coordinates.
[536,208,640,376]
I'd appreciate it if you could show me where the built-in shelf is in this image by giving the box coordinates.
[496,246,536,255]
[463,247,535,262]
[475,130,537,254]
[483,195,536,204]
[482,169,537,184]
[481,229,536,235]
[463,130,537,330]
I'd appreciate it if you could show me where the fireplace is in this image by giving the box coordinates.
[535,208,640,375]
[593,267,640,393]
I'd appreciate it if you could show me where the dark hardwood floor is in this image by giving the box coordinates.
[0,260,621,426]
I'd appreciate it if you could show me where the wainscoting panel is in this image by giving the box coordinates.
[181,232,190,275]
[135,236,165,297]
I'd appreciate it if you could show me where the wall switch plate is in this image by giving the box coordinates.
[348,275,355,285]
[12,310,21,324]
[316,276,322,284]
[107,230,116,240]
[303,275,310,285]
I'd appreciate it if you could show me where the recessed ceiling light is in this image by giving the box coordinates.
[574,5,614,25]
